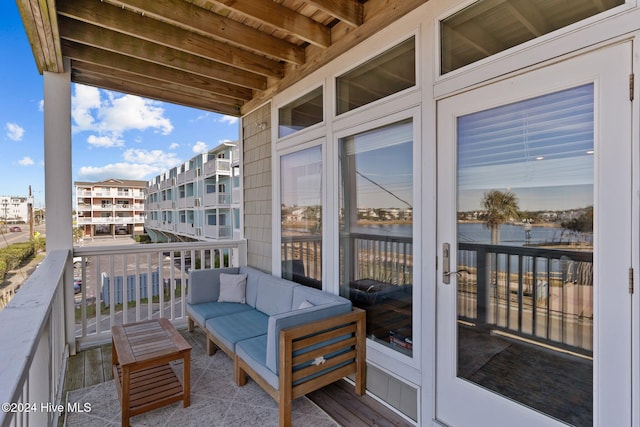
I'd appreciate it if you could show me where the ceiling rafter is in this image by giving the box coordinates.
[73,63,242,115]
[103,0,305,65]
[57,0,284,78]
[61,40,253,101]
[58,16,267,90]
[303,0,363,27]
[206,0,331,48]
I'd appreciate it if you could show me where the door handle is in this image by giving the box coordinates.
[443,242,451,284]
[443,242,469,284]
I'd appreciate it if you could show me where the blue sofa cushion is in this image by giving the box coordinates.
[187,267,239,304]
[239,266,268,308]
[292,286,343,308]
[235,335,279,390]
[186,301,252,327]
[205,309,269,352]
[255,274,297,315]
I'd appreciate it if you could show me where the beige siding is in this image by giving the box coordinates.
[242,104,272,272]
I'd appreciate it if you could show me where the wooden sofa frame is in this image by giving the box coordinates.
[189,308,366,427]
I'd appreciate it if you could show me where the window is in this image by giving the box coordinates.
[336,37,415,115]
[339,119,414,355]
[278,87,323,138]
[440,0,625,74]
[280,147,322,289]
[207,212,217,226]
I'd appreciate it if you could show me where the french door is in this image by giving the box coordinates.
[436,42,632,426]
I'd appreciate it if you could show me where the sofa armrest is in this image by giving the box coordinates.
[187,267,239,304]
[266,302,351,373]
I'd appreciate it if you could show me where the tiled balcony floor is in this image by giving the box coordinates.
[62,327,413,427]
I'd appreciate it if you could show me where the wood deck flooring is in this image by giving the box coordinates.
[62,328,413,427]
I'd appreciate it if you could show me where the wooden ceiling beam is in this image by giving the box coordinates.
[61,40,253,101]
[73,71,241,116]
[104,0,305,64]
[208,0,331,48]
[303,0,363,27]
[58,16,267,90]
[16,0,64,73]
[57,0,284,79]
[72,61,244,109]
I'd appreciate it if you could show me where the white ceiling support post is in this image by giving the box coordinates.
[44,58,76,354]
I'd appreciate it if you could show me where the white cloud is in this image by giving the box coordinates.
[18,157,34,166]
[78,163,160,181]
[78,148,182,182]
[6,122,24,141]
[100,93,173,135]
[123,148,181,169]
[72,85,101,131]
[192,141,208,154]
[219,115,238,125]
[38,100,44,112]
[71,84,173,148]
[169,142,180,150]
[87,135,124,148]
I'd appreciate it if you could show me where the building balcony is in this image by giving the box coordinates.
[177,169,195,184]
[203,224,232,239]
[203,158,231,177]
[203,192,231,207]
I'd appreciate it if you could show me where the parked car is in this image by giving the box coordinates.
[9,226,21,232]
[73,278,82,294]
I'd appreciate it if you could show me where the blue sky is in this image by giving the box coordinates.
[0,2,239,208]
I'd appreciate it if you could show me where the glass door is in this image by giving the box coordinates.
[436,42,632,426]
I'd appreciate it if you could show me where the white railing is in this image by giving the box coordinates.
[203,158,231,176]
[0,250,70,427]
[72,240,247,348]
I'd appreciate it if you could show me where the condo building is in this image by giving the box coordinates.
[74,179,146,238]
[0,196,29,224]
[145,142,241,242]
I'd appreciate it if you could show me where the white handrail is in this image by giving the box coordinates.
[0,249,70,427]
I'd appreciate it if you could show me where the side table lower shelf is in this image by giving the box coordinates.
[113,363,186,419]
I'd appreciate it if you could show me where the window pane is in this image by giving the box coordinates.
[278,87,323,138]
[337,37,415,115]
[280,147,322,289]
[339,119,413,355]
[441,0,624,74]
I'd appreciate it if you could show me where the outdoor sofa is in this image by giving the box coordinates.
[186,266,366,427]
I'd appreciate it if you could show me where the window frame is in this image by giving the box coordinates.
[433,0,634,92]
[276,85,325,140]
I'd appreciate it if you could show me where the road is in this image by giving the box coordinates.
[0,223,46,246]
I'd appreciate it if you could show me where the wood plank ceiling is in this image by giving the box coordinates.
[17,0,428,116]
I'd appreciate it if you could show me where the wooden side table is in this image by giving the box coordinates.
[111,318,191,426]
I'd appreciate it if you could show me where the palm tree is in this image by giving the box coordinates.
[481,190,520,244]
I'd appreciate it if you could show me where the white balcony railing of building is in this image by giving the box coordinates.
[0,250,71,427]
[203,224,233,239]
[72,240,247,347]
[177,169,195,184]
[203,192,232,206]
[0,241,247,427]
[203,158,231,177]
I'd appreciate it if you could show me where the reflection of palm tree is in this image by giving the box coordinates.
[481,190,519,244]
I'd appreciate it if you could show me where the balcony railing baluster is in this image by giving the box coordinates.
[458,242,593,356]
